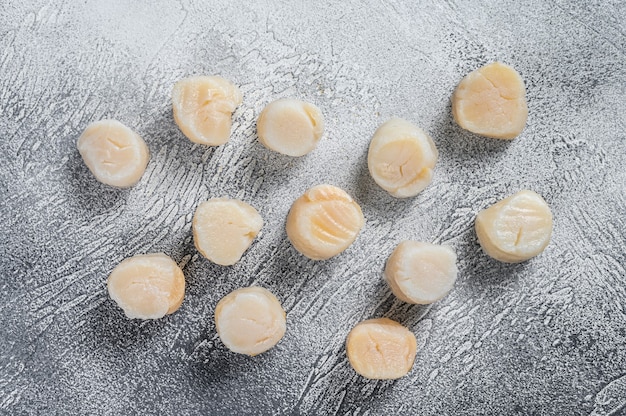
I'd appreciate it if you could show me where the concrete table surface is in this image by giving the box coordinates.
[1,1,625,414]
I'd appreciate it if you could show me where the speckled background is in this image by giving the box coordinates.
[1,1,625,415]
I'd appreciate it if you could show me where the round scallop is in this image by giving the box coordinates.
[384,241,458,304]
[77,119,149,187]
[452,62,528,139]
[286,184,365,260]
[172,75,243,145]
[214,286,286,356]
[256,98,324,156]
[475,190,553,263]
[193,198,263,266]
[346,318,417,380]
[368,117,438,198]
[107,253,185,320]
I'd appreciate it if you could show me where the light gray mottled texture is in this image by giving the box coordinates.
[1,1,625,415]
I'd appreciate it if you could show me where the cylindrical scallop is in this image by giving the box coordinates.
[107,253,185,320]
[193,198,263,266]
[286,184,365,260]
[475,190,553,263]
[257,98,324,156]
[346,318,417,380]
[368,117,438,198]
[452,62,528,139]
[172,75,243,146]
[214,286,286,356]
[77,119,149,187]
[384,241,458,304]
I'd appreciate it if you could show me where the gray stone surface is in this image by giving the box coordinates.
[1,1,625,414]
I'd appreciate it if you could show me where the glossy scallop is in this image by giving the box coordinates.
[193,198,263,266]
[77,119,149,187]
[214,286,286,356]
[257,98,324,156]
[475,190,553,263]
[368,117,438,198]
[384,241,458,304]
[346,318,417,380]
[452,62,528,139]
[172,75,242,145]
[107,253,185,320]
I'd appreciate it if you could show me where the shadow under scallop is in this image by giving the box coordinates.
[289,325,400,415]
[187,338,252,384]
[139,106,205,165]
[81,294,170,352]
[248,133,312,178]
[187,328,295,387]
[242,230,344,314]
[63,148,129,216]
[352,144,418,222]
[466,221,529,277]
[320,346,402,415]
[430,100,514,166]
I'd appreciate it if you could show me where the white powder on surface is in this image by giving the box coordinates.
[0,0,625,415]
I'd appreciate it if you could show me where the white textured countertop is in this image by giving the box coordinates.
[1,1,625,414]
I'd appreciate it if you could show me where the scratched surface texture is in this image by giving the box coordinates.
[1,0,625,415]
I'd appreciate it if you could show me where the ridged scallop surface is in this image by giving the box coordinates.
[286,184,364,260]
